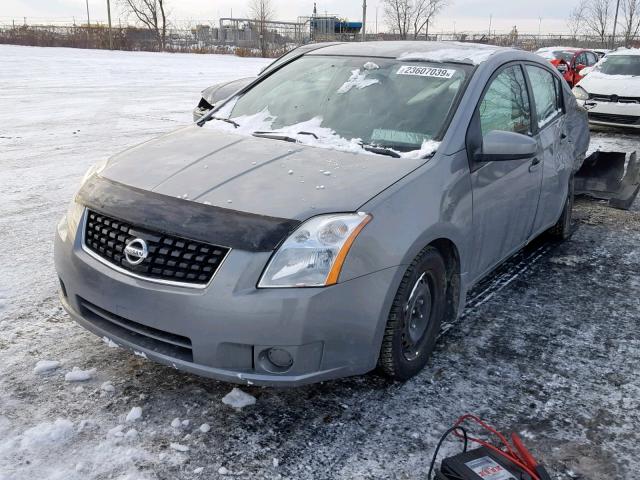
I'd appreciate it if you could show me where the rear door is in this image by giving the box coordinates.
[467,64,544,280]
[524,64,569,234]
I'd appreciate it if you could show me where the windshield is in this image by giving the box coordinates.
[598,55,640,76]
[215,56,470,156]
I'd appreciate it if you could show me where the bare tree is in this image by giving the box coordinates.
[249,0,274,57]
[620,0,640,45]
[567,0,588,38]
[119,0,168,51]
[583,0,613,45]
[412,0,449,39]
[383,0,413,40]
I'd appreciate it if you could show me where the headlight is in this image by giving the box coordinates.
[258,213,372,288]
[66,199,85,240]
[81,159,107,186]
[572,86,589,100]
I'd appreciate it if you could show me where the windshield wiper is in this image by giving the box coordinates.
[361,144,401,158]
[252,131,298,142]
[200,116,239,128]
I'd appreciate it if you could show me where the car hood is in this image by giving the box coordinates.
[100,126,427,220]
[579,72,640,96]
[202,77,254,105]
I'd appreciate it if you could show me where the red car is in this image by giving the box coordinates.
[535,47,600,87]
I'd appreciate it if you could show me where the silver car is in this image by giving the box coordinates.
[193,43,343,121]
[55,42,589,386]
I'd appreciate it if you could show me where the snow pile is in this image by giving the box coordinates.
[222,388,256,409]
[125,406,142,422]
[20,418,75,449]
[170,442,189,452]
[399,43,501,65]
[400,140,442,160]
[210,110,439,159]
[102,336,119,348]
[33,359,60,374]
[64,367,96,382]
[101,381,115,392]
[337,68,380,94]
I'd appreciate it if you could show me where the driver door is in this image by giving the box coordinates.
[467,64,543,281]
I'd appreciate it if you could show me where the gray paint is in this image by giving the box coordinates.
[55,42,589,386]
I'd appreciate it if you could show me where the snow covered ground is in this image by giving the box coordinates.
[1,45,639,479]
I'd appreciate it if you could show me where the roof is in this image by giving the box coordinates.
[608,48,640,56]
[307,41,508,65]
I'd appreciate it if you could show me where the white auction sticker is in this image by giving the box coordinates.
[465,457,517,480]
[396,65,456,78]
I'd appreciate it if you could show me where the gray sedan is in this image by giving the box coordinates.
[55,42,589,386]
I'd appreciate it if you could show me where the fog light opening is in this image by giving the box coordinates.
[259,347,294,374]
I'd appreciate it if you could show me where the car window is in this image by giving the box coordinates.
[526,65,562,128]
[598,55,640,75]
[586,52,598,66]
[575,53,587,66]
[479,65,531,137]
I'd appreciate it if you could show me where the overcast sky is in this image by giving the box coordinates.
[2,0,574,34]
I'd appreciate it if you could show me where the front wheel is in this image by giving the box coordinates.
[378,247,447,381]
[548,176,574,240]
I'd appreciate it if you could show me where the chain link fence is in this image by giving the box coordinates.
[0,23,636,57]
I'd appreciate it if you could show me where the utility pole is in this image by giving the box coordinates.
[362,0,367,42]
[538,16,542,36]
[85,0,91,26]
[107,0,113,49]
[488,14,492,37]
[612,0,621,48]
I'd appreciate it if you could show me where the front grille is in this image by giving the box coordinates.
[78,297,193,362]
[590,93,640,104]
[84,210,230,286]
[588,112,640,125]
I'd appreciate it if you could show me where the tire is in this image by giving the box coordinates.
[549,176,575,240]
[378,246,447,381]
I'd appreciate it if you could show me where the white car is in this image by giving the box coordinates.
[573,49,640,128]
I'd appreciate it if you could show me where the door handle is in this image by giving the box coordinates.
[529,158,541,172]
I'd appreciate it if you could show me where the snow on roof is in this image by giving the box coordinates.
[608,47,640,56]
[535,46,579,53]
[398,42,502,65]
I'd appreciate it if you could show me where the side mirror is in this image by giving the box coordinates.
[475,130,538,162]
[576,63,587,72]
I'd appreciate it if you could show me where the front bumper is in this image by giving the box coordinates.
[585,100,640,128]
[54,212,402,386]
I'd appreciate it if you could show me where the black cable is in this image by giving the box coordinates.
[427,426,468,480]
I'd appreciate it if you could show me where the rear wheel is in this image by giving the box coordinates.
[378,247,447,381]
[549,177,574,240]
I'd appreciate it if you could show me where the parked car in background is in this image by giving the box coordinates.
[535,47,600,87]
[56,42,589,386]
[573,49,640,128]
[193,42,343,121]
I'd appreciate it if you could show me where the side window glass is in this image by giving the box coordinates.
[526,65,561,128]
[587,52,598,66]
[576,53,587,66]
[554,76,564,111]
[479,66,531,136]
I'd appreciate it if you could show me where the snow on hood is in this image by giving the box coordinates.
[398,42,501,65]
[209,103,441,159]
[579,70,640,97]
